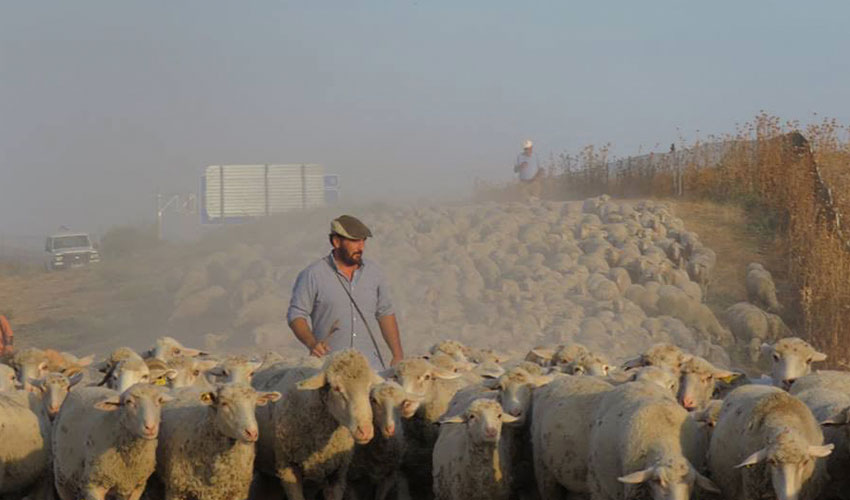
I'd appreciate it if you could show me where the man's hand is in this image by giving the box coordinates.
[390,355,402,367]
[310,340,330,358]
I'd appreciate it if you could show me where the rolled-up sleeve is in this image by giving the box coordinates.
[375,271,394,319]
[287,268,316,325]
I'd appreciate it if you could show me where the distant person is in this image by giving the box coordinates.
[514,139,543,198]
[0,314,13,356]
[287,215,404,370]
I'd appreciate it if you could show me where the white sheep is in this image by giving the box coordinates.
[676,356,737,411]
[587,380,719,500]
[762,337,827,389]
[53,384,172,500]
[146,336,206,362]
[433,398,519,500]
[0,372,82,498]
[0,364,18,391]
[254,350,382,500]
[348,381,420,500]
[155,384,280,500]
[709,384,832,500]
[747,262,782,313]
[790,371,850,500]
[206,355,264,385]
[531,374,614,497]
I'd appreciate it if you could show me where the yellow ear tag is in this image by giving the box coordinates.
[719,374,742,384]
[154,377,167,386]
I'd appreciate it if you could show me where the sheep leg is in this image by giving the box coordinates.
[374,471,397,500]
[322,475,346,500]
[278,466,305,500]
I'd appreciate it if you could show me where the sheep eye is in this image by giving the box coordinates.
[141,375,150,381]
[333,385,343,392]
[173,349,181,355]
[806,357,813,363]
[468,414,476,420]
[192,370,200,376]
[424,374,432,381]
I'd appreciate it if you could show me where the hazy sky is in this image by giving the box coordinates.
[1,1,848,240]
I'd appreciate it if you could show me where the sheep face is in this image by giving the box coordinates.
[95,383,173,440]
[486,368,553,425]
[623,343,688,375]
[370,381,418,438]
[440,399,517,445]
[0,364,18,391]
[109,358,151,393]
[735,430,833,500]
[383,358,460,416]
[200,384,280,442]
[208,356,263,385]
[166,358,217,388]
[429,340,469,363]
[149,336,204,361]
[32,371,84,418]
[762,338,827,389]
[629,366,680,397]
[677,357,737,411]
[618,456,719,500]
[559,354,610,377]
[297,350,382,445]
[12,347,49,390]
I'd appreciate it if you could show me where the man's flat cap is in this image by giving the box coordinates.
[330,215,373,240]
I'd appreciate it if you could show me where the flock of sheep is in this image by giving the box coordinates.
[1,196,846,500]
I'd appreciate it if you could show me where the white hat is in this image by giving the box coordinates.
[523,139,533,149]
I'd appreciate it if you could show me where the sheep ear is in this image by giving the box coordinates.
[370,371,385,386]
[529,348,553,363]
[432,368,462,380]
[812,351,827,362]
[296,372,327,390]
[378,368,395,379]
[75,354,95,367]
[760,343,773,357]
[808,443,834,458]
[694,469,721,493]
[181,347,205,357]
[820,407,850,426]
[206,366,226,377]
[159,393,175,404]
[533,374,556,387]
[500,413,519,423]
[439,414,465,424]
[617,467,655,484]
[256,391,281,406]
[199,391,216,405]
[68,371,85,387]
[29,379,46,393]
[735,448,768,468]
[622,356,644,370]
[478,365,505,379]
[94,396,122,411]
[716,371,743,384]
[482,378,501,390]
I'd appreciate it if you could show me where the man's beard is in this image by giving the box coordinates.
[338,246,363,266]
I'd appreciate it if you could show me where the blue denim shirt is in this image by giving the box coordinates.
[287,253,394,369]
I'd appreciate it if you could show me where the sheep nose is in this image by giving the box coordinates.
[485,427,498,439]
[782,379,794,390]
[383,423,396,438]
[681,397,696,410]
[509,408,522,417]
[143,423,158,436]
[353,424,374,443]
[49,405,60,415]
[243,428,258,442]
